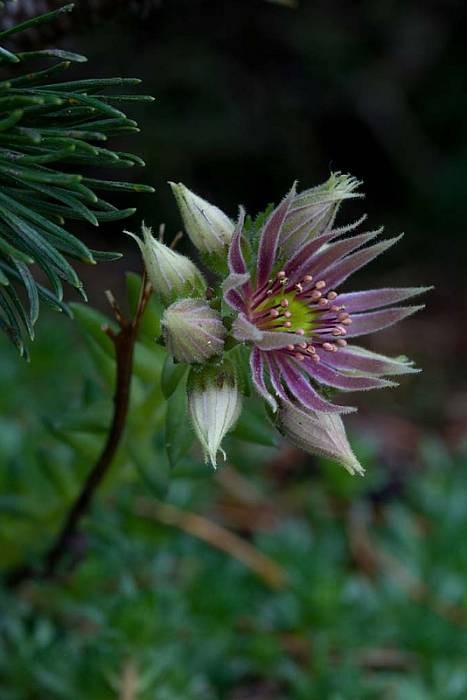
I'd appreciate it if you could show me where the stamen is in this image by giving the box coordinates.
[315,280,326,289]
[327,291,338,300]
[336,339,347,347]
[310,290,321,301]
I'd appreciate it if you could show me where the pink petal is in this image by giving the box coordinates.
[303,359,397,391]
[265,353,289,401]
[324,345,420,376]
[228,207,247,275]
[304,229,381,283]
[344,305,425,338]
[256,183,296,287]
[250,347,277,411]
[336,286,432,313]
[324,234,403,289]
[277,355,356,413]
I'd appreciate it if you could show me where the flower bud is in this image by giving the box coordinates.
[277,402,364,476]
[162,298,226,364]
[169,182,235,255]
[281,173,362,255]
[127,223,205,304]
[188,363,242,468]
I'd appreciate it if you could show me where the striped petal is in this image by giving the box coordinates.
[222,272,250,311]
[325,345,420,376]
[256,183,296,287]
[344,305,424,338]
[265,353,289,402]
[303,229,382,284]
[250,347,277,411]
[323,234,403,289]
[337,286,433,313]
[228,207,247,275]
[302,358,397,391]
[276,355,356,413]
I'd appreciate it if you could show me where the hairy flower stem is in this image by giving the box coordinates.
[7,275,152,586]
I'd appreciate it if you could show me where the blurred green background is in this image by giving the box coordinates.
[1,1,466,698]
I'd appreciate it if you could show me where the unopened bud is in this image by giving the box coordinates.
[277,402,364,476]
[126,223,205,304]
[169,182,235,256]
[162,298,226,364]
[188,363,242,468]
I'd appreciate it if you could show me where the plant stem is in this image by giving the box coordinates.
[8,275,152,585]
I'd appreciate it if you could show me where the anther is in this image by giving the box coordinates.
[295,282,303,293]
[336,338,347,347]
[295,353,305,361]
[330,305,340,312]
[315,280,326,290]
[277,271,286,279]
[284,310,292,318]
[296,328,305,336]
[287,344,295,351]
[304,274,313,283]
[311,353,320,363]
[342,318,352,325]
[318,298,329,307]
[338,312,349,321]
[322,342,334,351]
[270,309,280,318]
[298,342,308,349]
[307,344,316,354]
[327,291,338,300]
[310,290,322,301]
[280,299,289,308]
[284,321,292,328]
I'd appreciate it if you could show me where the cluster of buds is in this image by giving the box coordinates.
[127,195,239,467]
[128,176,427,473]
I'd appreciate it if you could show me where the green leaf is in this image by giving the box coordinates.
[161,354,188,399]
[164,378,194,469]
[231,400,278,447]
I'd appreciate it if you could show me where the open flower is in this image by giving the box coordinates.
[224,182,429,413]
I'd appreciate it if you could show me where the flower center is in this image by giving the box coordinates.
[250,270,353,362]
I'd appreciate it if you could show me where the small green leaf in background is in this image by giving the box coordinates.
[160,353,188,400]
[164,377,194,469]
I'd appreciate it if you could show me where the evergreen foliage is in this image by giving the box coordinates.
[0,3,153,356]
